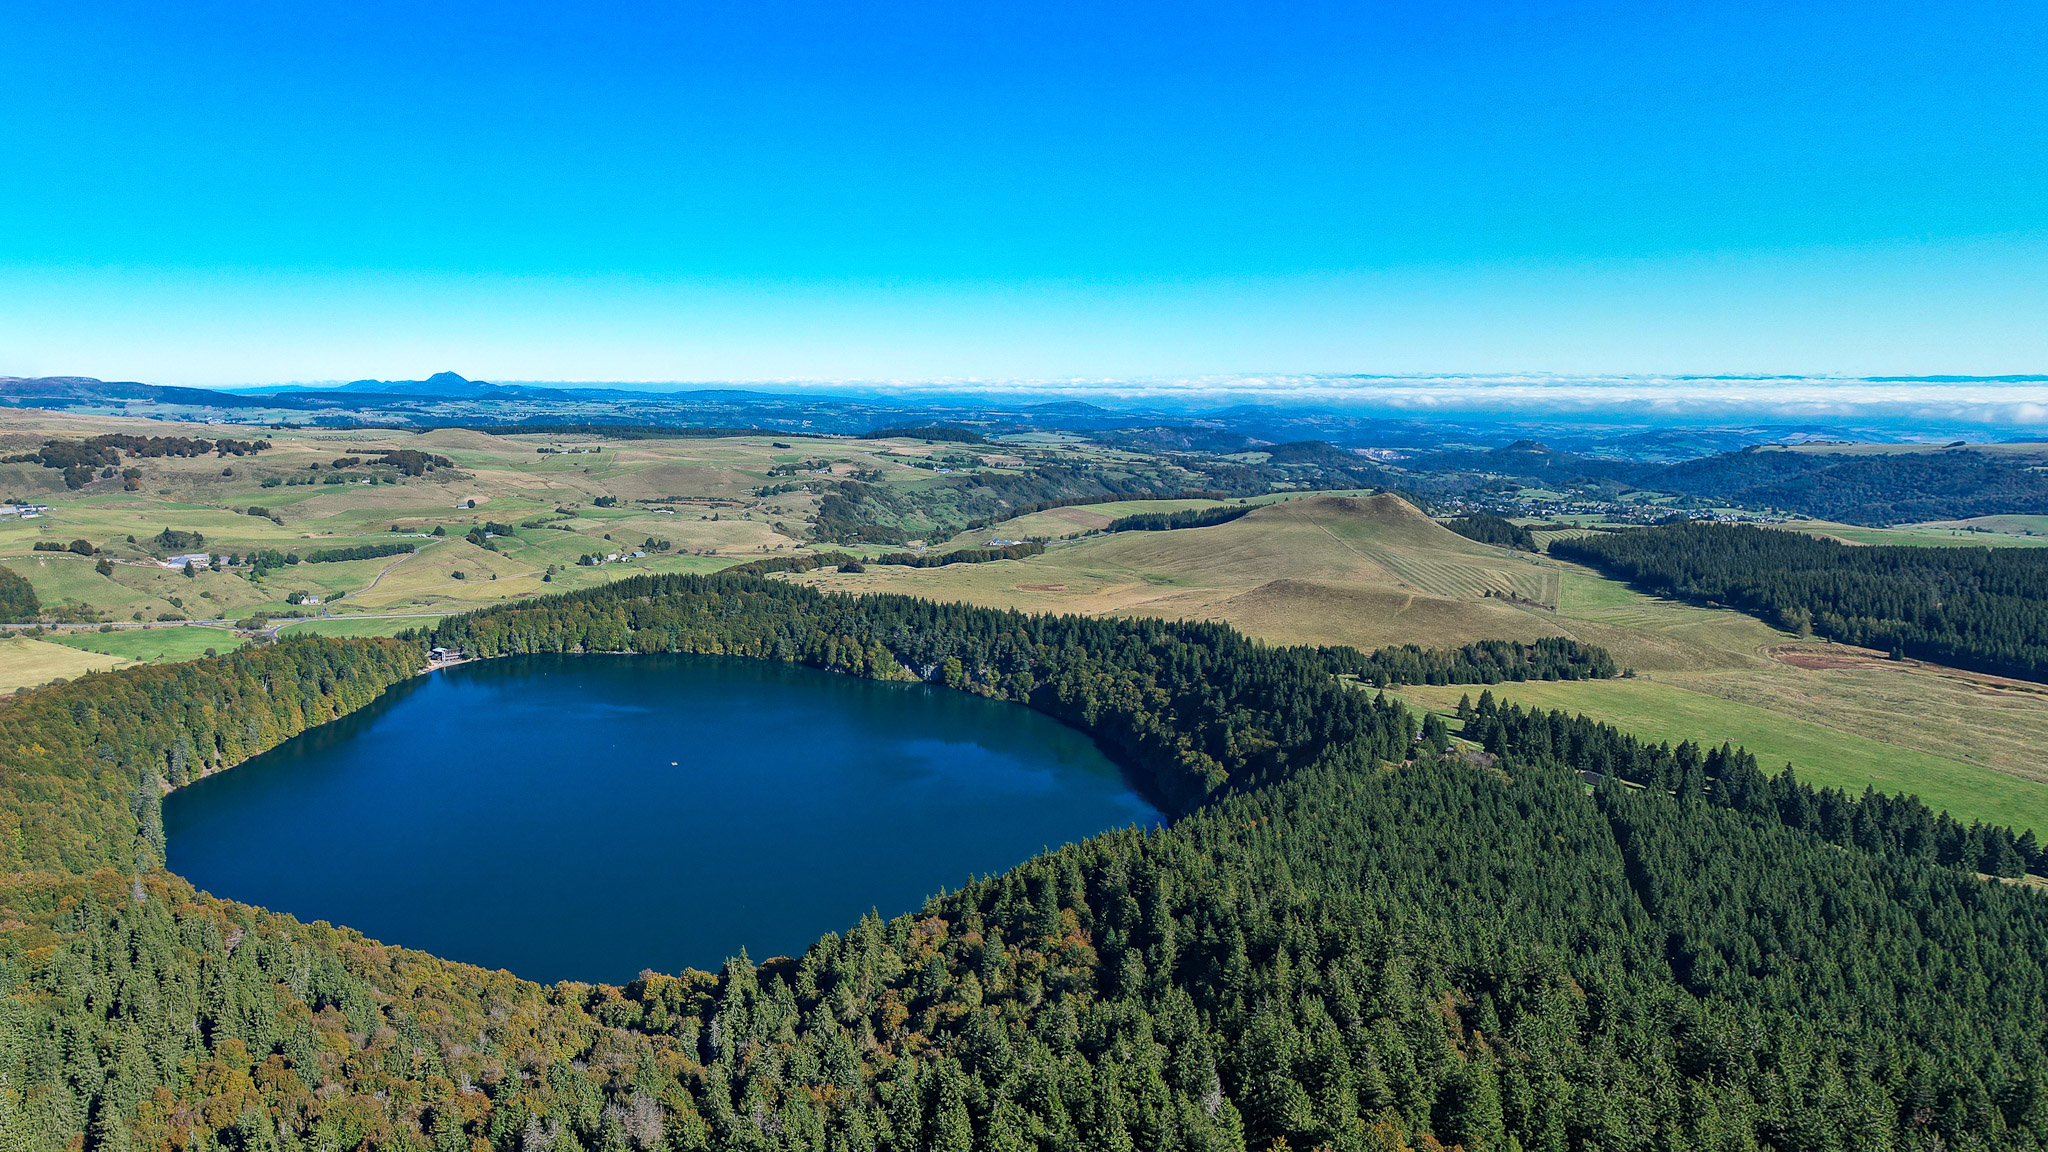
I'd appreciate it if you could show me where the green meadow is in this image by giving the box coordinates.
[1399,677,2048,836]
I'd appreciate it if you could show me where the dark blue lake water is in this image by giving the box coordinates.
[164,653,1157,984]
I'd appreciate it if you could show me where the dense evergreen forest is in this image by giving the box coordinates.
[719,545,1045,580]
[1552,521,2048,680]
[0,566,38,621]
[1397,442,2048,525]
[1324,637,1613,686]
[1439,515,1537,552]
[869,544,1047,569]
[3,573,2047,1150]
[858,427,988,444]
[1104,506,1255,534]
[301,541,418,564]
[1647,449,2048,526]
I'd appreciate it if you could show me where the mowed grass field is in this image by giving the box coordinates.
[276,615,440,638]
[1399,678,2048,836]
[810,494,1573,651]
[48,625,242,662]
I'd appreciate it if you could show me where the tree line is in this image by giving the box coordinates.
[303,541,417,564]
[1,434,271,488]
[859,426,988,444]
[723,544,1048,579]
[0,566,37,621]
[1553,520,2048,680]
[870,543,1047,568]
[963,490,1232,533]
[1439,515,1536,552]
[1104,506,1255,534]
[1325,637,1616,686]
[1460,688,2042,877]
[1650,447,2048,525]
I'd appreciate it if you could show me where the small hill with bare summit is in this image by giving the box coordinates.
[813,491,1578,653]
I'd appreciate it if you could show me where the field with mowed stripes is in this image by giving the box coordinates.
[799,493,1579,650]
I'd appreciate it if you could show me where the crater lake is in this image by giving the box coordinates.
[164,653,1159,983]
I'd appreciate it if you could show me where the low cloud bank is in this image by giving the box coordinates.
[704,374,2048,431]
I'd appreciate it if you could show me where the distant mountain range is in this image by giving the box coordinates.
[5,372,2035,468]
[0,374,280,409]
[0,372,786,412]
[0,372,1160,436]
[325,371,563,399]
[257,371,801,403]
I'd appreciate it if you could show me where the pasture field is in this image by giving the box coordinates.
[1779,440,2048,457]
[276,615,441,638]
[0,635,123,691]
[934,497,1231,546]
[821,493,1776,672]
[46,625,242,662]
[1906,513,2048,536]
[1398,678,2048,835]
[0,409,994,630]
[1669,647,2048,791]
[803,494,1572,651]
[1783,519,2048,547]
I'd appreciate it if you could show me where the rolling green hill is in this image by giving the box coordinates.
[823,493,1571,652]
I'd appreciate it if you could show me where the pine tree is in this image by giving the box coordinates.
[1421,713,1451,754]
[1437,1058,1505,1151]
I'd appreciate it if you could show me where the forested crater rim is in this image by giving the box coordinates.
[8,573,2047,1152]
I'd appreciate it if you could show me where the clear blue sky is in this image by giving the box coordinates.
[2,1,2044,383]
